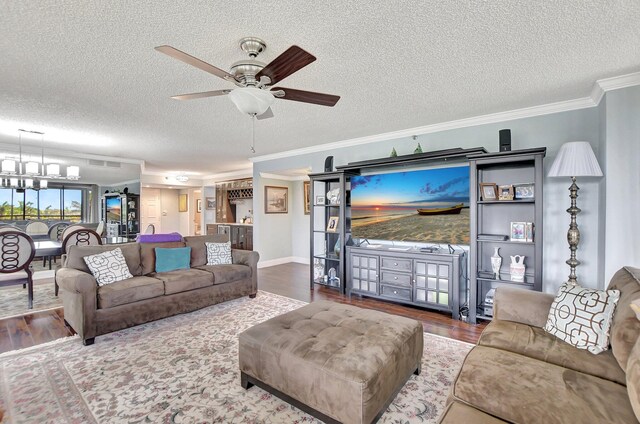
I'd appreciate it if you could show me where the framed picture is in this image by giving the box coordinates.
[510,222,527,242]
[326,216,339,232]
[479,183,498,201]
[205,197,216,210]
[196,198,202,213]
[178,194,188,212]
[498,185,514,201]
[526,222,535,242]
[303,181,310,215]
[315,195,325,205]
[265,186,288,214]
[514,183,535,200]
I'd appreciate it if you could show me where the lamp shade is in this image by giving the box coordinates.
[2,159,16,174]
[46,163,60,177]
[66,165,80,179]
[548,141,603,178]
[228,87,274,115]
[25,161,39,175]
[40,179,48,189]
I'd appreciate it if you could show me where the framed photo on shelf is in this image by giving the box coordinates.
[264,186,288,214]
[303,181,311,215]
[315,195,325,205]
[205,197,216,210]
[326,216,339,232]
[514,183,535,200]
[498,185,514,200]
[510,222,527,242]
[479,183,498,201]
[526,222,535,242]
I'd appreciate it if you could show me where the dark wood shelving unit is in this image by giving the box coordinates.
[468,148,546,324]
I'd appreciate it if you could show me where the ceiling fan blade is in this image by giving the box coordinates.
[170,89,231,100]
[256,107,274,120]
[256,46,316,85]
[271,87,340,107]
[155,45,237,82]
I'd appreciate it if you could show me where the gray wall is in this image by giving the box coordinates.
[602,86,640,283]
[254,105,606,292]
[253,178,294,262]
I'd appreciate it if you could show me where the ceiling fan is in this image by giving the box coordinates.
[155,37,340,120]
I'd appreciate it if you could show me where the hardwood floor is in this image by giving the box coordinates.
[0,263,486,354]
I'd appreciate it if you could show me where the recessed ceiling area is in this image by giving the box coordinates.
[0,2,639,176]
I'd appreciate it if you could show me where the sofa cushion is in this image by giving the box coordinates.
[195,264,251,285]
[205,241,232,265]
[628,337,640,421]
[544,283,619,354]
[66,243,142,276]
[139,241,186,275]
[479,320,626,385]
[452,346,637,424]
[608,266,640,371]
[154,247,191,273]
[83,248,133,286]
[97,276,164,309]
[184,234,230,267]
[151,268,214,295]
[438,401,508,424]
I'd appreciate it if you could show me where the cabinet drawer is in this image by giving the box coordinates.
[380,285,412,301]
[380,271,411,287]
[381,257,412,272]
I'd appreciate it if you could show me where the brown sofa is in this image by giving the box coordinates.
[57,234,259,345]
[439,266,640,424]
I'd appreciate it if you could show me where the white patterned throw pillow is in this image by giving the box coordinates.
[205,241,232,265]
[544,283,620,354]
[83,247,133,286]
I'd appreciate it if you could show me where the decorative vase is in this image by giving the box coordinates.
[390,147,398,157]
[313,259,324,282]
[414,143,423,154]
[334,237,341,258]
[491,247,502,279]
[510,255,526,282]
[328,267,337,284]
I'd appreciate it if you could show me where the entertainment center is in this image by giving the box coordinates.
[309,146,545,321]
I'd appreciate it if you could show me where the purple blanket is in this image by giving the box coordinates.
[136,232,183,243]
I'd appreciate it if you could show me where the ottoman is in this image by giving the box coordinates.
[239,300,424,424]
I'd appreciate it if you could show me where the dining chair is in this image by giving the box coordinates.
[55,228,103,296]
[0,231,36,309]
[144,224,155,235]
[25,221,49,236]
[43,222,69,268]
[0,225,23,233]
[95,220,105,237]
[61,224,86,242]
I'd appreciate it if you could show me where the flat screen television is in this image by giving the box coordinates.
[351,165,470,245]
[105,197,121,223]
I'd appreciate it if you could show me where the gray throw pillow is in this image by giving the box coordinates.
[83,247,133,286]
[205,241,232,265]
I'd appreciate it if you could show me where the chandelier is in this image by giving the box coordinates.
[0,130,81,190]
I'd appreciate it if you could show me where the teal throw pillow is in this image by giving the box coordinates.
[155,247,191,273]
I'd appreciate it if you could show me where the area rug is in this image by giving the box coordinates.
[0,291,472,423]
[0,280,61,320]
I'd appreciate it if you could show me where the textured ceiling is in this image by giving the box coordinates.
[0,1,639,176]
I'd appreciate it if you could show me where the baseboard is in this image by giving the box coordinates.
[258,256,310,268]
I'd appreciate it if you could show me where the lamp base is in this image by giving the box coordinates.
[565,176,581,285]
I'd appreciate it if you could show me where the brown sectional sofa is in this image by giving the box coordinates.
[439,266,640,424]
[57,234,259,345]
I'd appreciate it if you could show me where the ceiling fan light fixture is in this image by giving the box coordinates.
[175,174,189,182]
[228,87,274,115]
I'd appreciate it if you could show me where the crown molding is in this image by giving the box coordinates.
[259,172,308,181]
[105,178,141,187]
[250,71,640,164]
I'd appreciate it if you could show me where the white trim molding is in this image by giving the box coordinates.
[259,172,309,181]
[258,256,309,268]
[251,71,640,164]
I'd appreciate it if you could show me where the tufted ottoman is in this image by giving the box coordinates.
[239,300,424,423]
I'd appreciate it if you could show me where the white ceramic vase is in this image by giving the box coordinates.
[491,247,502,279]
[510,255,526,282]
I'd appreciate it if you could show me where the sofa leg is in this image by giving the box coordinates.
[241,372,254,389]
[83,337,95,346]
[414,364,421,376]
[249,293,257,299]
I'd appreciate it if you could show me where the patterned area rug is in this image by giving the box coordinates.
[0,291,472,423]
[0,279,61,320]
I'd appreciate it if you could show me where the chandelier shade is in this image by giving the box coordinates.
[2,159,16,174]
[25,161,39,175]
[46,163,61,177]
[67,165,80,179]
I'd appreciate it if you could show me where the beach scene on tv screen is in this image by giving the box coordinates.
[351,166,470,245]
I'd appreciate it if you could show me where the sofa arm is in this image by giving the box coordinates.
[56,268,98,343]
[494,286,555,328]
[232,250,260,292]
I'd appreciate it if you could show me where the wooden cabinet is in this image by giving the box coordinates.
[102,193,140,239]
[347,246,465,319]
[468,148,546,323]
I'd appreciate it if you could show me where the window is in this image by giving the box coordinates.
[0,185,90,222]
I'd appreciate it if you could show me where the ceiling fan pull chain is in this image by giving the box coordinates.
[250,114,256,153]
